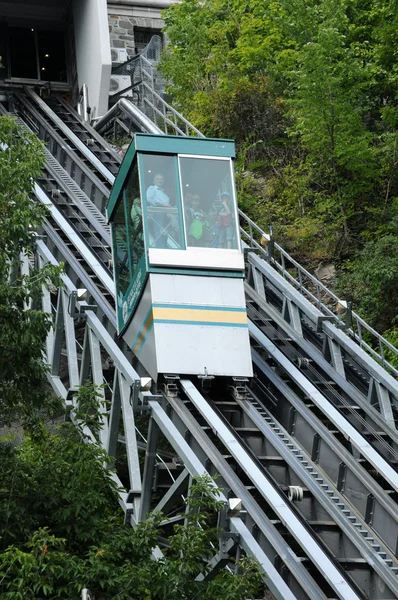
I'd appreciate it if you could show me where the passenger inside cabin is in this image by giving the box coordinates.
[188,195,205,246]
[217,192,234,249]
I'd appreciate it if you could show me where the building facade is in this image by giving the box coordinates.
[0,0,174,118]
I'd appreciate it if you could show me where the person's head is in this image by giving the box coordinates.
[185,193,194,206]
[192,195,201,209]
[207,209,217,223]
[154,173,164,188]
[221,191,230,204]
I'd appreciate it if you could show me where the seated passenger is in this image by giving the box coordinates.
[217,192,234,249]
[146,173,170,248]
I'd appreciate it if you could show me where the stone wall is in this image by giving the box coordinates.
[108,14,163,58]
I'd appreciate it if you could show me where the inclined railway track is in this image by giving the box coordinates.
[3,90,398,597]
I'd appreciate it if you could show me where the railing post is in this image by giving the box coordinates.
[249,222,253,246]
[268,236,274,263]
[345,301,352,329]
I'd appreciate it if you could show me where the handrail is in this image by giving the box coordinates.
[94,98,163,136]
[141,82,204,137]
[239,209,398,377]
[110,36,203,138]
[77,84,90,123]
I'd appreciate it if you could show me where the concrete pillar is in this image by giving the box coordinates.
[72,0,111,119]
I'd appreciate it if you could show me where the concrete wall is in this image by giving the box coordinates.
[73,0,111,119]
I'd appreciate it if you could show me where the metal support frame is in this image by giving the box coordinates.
[245,252,398,430]
[33,240,301,596]
[14,84,398,599]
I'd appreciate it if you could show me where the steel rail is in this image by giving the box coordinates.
[232,391,398,595]
[52,93,122,172]
[14,92,113,195]
[180,380,361,600]
[11,94,112,213]
[246,291,398,463]
[148,400,298,600]
[240,213,398,378]
[251,349,398,557]
[35,185,114,295]
[249,320,398,495]
[202,381,398,596]
[161,391,327,599]
[23,88,115,185]
[94,97,164,137]
[245,281,398,444]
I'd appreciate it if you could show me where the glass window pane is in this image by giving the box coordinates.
[179,157,239,250]
[140,154,184,249]
[112,199,130,299]
[124,161,144,272]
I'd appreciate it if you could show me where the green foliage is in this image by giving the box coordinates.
[383,327,398,370]
[0,425,118,553]
[0,428,263,598]
[0,115,63,424]
[74,380,108,438]
[0,528,84,598]
[336,235,398,331]
[160,0,398,331]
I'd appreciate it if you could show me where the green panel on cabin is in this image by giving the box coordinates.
[134,133,235,158]
[106,137,137,220]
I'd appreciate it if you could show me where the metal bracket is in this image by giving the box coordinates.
[130,378,141,410]
[164,375,180,398]
[68,291,97,318]
[126,489,141,503]
[123,507,134,525]
[316,315,336,333]
[219,530,240,549]
[80,304,98,314]
[230,377,249,401]
[138,392,162,411]
[66,387,78,407]
[244,247,258,259]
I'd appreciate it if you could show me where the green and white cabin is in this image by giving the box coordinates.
[106,133,252,380]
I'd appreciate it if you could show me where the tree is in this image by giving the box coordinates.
[0,115,62,425]
[0,423,263,598]
[160,0,398,323]
[336,235,398,331]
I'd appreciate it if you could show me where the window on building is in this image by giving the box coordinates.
[8,26,67,82]
[134,29,162,55]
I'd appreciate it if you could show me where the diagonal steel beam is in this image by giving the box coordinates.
[149,399,300,600]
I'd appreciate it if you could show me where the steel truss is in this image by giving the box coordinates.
[32,241,299,600]
[7,88,398,598]
[31,236,398,599]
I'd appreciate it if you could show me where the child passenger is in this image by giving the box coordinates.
[188,195,205,245]
[203,208,219,248]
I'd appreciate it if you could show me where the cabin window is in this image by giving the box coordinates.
[179,156,239,250]
[139,153,184,250]
[124,161,144,273]
[112,197,130,299]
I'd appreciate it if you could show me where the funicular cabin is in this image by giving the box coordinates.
[106,133,253,381]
